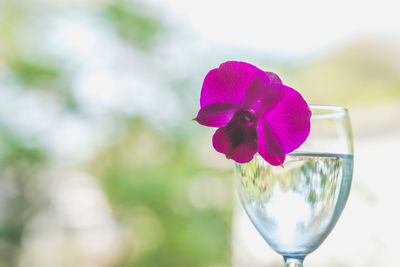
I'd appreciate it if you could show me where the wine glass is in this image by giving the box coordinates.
[235,105,353,267]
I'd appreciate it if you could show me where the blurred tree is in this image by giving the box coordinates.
[0,0,232,266]
[90,120,232,267]
[102,0,164,50]
[0,129,48,266]
[288,40,400,106]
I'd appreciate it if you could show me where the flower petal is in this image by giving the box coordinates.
[258,84,311,155]
[200,61,269,107]
[242,73,269,109]
[195,102,239,127]
[257,122,286,166]
[257,121,285,156]
[255,82,285,115]
[265,71,282,84]
[229,142,259,163]
[212,119,258,163]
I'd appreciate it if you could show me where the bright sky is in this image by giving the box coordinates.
[161,0,400,56]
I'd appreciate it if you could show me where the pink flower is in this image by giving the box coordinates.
[195,61,311,165]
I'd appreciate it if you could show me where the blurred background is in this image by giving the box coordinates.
[0,0,399,266]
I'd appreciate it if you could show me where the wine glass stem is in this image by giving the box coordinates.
[284,257,303,267]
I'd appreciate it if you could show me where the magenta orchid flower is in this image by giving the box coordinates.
[195,61,311,165]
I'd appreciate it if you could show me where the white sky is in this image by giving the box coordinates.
[160,0,400,56]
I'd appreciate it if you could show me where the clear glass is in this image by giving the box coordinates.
[235,105,354,267]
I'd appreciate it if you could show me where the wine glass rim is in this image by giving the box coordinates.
[309,104,348,119]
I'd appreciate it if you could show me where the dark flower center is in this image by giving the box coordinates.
[231,110,257,125]
[227,110,258,148]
